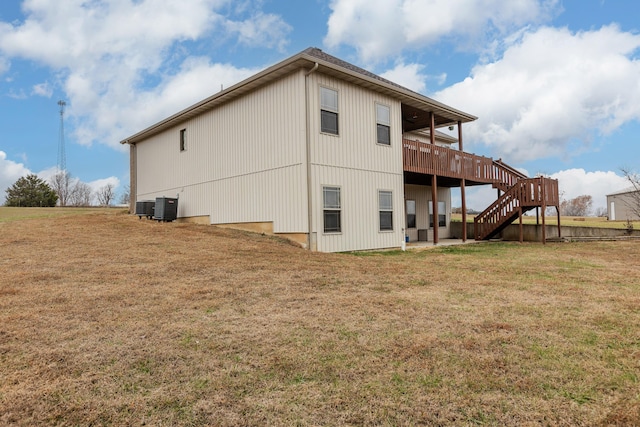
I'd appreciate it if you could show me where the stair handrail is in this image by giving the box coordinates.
[491,159,529,191]
[474,180,527,239]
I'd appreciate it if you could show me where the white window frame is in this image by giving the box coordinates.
[376,103,391,145]
[323,186,342,233]
[320,87,339,136]
[379,190,393,232]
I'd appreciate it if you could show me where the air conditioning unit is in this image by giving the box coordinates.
[154,197,178,222]
[135,200,155,219]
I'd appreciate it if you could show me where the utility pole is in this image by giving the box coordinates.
[57,100,67,172]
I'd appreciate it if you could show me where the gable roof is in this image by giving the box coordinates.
[121,47,477,145]
[607,186,639,197]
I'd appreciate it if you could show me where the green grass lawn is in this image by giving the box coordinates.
[452,213,639,230]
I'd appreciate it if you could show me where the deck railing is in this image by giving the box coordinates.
[402,139,526,187]
[403,138,560,241]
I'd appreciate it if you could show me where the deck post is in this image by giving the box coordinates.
[430,112,438,245]
[458,121,467,242]
[519,207,524,243]
[541,178,547,244]
[556,206,561,239]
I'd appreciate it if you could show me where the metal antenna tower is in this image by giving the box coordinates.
[57,100,67,172]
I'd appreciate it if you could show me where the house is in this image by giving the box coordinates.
[121,47,559,252]
[607,187,640,221]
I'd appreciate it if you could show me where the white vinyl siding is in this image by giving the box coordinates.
[136,70,308,233]
[311,166,404,252]
[307,72,404,252]
[308,73,403,174]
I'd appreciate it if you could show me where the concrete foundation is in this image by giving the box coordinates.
[450,222,640,242]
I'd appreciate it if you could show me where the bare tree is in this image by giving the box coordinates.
[50,171,72,206]
[560,195,593,217]
[96,183,115,206]
[119,185,130,205]
[621,167,640,219]
[69,181,93,206]
[594,206,608,217]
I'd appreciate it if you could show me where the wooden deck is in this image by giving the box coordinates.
[402,138,560,242]
[402,139,525,187]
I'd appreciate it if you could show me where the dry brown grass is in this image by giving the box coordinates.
[1,211,639,426]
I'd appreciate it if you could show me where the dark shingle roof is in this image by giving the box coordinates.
[302,47,412,93]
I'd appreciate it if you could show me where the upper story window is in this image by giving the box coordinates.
[179,129,186,152]
[379,190,393,231]
[376,104,390,145]
[323,186,342,233]
[320,87,339,135]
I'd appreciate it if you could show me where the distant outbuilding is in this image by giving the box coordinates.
[607,187,640,220]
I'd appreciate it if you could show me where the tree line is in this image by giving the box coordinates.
[4,171,129,207]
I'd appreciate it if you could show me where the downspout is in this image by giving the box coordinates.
[129,142,137,214]
[304,63,319,250]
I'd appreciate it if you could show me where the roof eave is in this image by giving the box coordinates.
[120,49,477,145]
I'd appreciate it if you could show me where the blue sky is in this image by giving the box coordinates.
[1,0,638,211]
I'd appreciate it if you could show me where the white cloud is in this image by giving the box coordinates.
[550,169,629,210]
[0,151,32,200]
[0,0,291,149]
[380,62,427,93]
[380,62,449,93]
[325,0,406,64]
[32,81,52,97]
[452,168,629,213]
[325,0,559,63]
[0,56,9,75]
[225,12,292,51]
[435,25,640,163]
[88,176,120,193]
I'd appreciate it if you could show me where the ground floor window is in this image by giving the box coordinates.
[406,199,416,229]
[429,201,446,227]
[379,190,393,231]
[323,186,341,233]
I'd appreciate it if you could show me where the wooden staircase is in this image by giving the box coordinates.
[474,169,560,240]
[400,138,560,242]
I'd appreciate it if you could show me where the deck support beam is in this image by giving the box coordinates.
[458,121,467,242]
[519,207,524,243]
[541,177,547,244]
[430,112,438,245]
